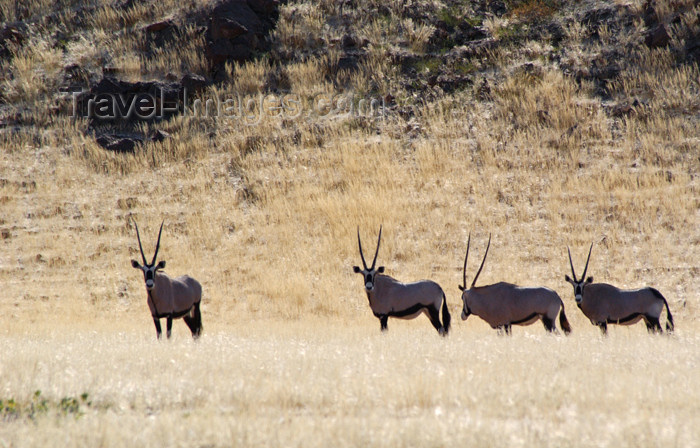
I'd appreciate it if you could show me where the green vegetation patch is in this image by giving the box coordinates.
[413,57,442,74]
[0,390,92,422]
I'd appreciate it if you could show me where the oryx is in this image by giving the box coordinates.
[565,244,674,334]
[130,219,203,339]
[352,226,451,335]
[459,234,571,335]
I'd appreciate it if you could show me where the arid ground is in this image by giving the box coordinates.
[0,0,698,446]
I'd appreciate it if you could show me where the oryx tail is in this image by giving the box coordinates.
[559,299,572,334]
[650,288,674,332]
[441,291,451,334]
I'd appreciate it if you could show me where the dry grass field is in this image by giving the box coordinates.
[0,0,699,446]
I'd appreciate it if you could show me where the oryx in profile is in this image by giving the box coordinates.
[566,244,674,334]
[459,234,571,335]
[130,219,203,339]
[353,226,451,335]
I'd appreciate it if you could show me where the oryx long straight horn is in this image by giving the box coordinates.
[130,219,203,340]
[353,226,450,335]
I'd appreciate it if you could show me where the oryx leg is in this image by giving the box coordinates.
[598,321,608,335]
[184,303,202,339]
[194,302,202,337]
[427,304,445,335]
[166,315,173,339]
[379,315,388,332]
[542,314,557,333]
[496,325,511,335]
[152,317,162,339]
[643,315,662,334]
[183,314,195,332]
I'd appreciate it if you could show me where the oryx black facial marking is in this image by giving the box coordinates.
[459,233,572,335]
[353,226,451,335]
[565,244,674,335]
[130,219,203,340]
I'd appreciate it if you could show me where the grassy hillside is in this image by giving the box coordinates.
[0,0,698,446]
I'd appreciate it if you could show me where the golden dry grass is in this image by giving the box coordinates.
[1,324,700,447]
[0,0,699,445]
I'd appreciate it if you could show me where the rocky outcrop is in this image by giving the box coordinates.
[204,0,279,67]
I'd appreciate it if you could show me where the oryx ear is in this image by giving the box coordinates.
[353,266,361,273]
[377,266,385,273]
[586,276,593,284]
[131,260,141,269]
[156,260,166,269]
[458,285,465,291]
[564,275,573,284]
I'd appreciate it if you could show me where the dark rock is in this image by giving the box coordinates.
[119,0,143,10]
[487,1,507,16]
[0,22,28,59]
[643,2,658,26]
[580,6,617,27]
[247,0,278,15]
[206,38,251,65]
[546,22,565,46]
[145,20,175,33]
[181,73,209,93]
[95,134,142,153]
[610,103,635,117]
[337,56,359,72]
[204,0,280,69]
[144,19,178,49]
[209,1,263,37]
[149,129,171,142]
[645,23,670,48]
[591,61,620,82]
[0,22,27,46]
[210,16,248,40]
[456,23,487,41]
[60,64,91,93]
[74,76,181,123]
[341,34,357,49]
[435,73,469,93]
[685,32,700,63]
